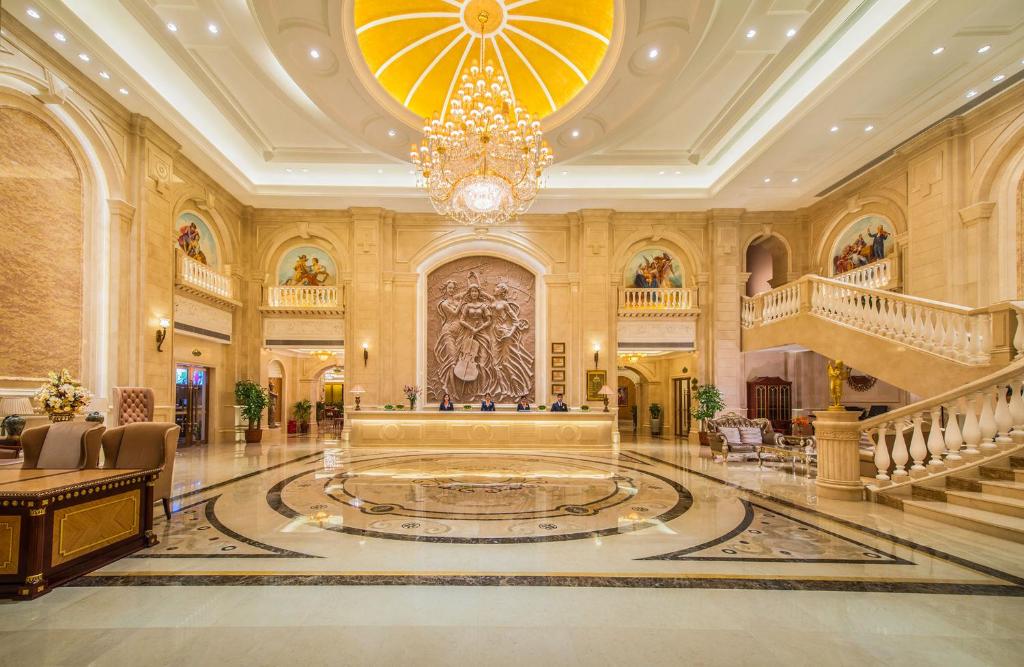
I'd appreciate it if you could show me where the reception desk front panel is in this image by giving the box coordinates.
[344,410,618,448]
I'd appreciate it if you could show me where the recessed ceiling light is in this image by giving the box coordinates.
[300,168,309,173]
[207,23,219,35]
[99,71,110,79]
[829,125,839,133]
[53,32,67,43]
[571,129,580,138]
[993,74,1006,82]
[376,168,384,174]
[786,28,797,38]
[763,177,771,183]
[285,168,293,173]
[560,170,568,175]
[166,22,178,33]
[932,46,944,55]
[658,170,666,175]
[864,124,874,132]
[977,45,990,54]
[647,47,659,60]
[309,48,320,59]
[78,53,90,62]
[674,170,681,175]
[966,89,978,98]
[387,128,397,137]
[746,29,757,39]
[118,88,128,95]
[26,9,41,19]
[791,177,799,183]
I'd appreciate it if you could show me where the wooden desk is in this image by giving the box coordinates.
[0,467,160,600]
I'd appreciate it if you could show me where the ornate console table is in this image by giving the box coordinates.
[344,410,619,448]
[0,467,160,600]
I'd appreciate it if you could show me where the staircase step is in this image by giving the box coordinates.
[944,490,1024,519]
[972,479,1024,501]
[901,500,1024,544]
[979,465,1024,482]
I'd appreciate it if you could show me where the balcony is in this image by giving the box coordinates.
[174,249,238,308]
[833,256,899,291]
[262,285,345,316]
[618,287,699,318]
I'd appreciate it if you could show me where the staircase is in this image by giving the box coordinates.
[741,274,1021,396]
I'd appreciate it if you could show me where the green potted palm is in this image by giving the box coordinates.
[692,384,726,446]
[649,402,664,437]
[293,399,312,435]
[235,380,269,443]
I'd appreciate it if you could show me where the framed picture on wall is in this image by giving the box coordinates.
[551,384,565,395]
[551,356,565,369]
[551,342,566,354]
[586,370,607,401]
[551,369,565,382]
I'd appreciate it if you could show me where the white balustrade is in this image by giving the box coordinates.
[178,252,231,298]
[909,416,928,472]
[266,285,340,308]
[761,283,801,323]
[620,288,698,312]
[741,298,757,327]
[833,257,896,290]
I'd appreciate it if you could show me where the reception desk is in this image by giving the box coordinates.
[344,409,618,448]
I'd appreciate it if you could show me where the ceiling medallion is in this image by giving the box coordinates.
[410,11,552,225]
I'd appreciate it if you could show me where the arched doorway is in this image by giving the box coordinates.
[745,235,791,296]
[267,360,285,429]
[617,367,644,433]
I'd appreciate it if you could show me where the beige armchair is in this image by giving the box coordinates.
[112,387,155,426]
[706,412,778,462]
[21,422,104,469]
[102,422,180,519]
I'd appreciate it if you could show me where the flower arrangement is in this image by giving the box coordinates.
[35,369,92,421]
[403,385,421,409]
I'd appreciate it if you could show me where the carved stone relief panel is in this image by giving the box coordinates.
[427,256,536,403]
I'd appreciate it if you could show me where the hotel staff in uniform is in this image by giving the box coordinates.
[516,395,531,411]
[439,393,455,411]
[481,393,496,411]
[551,394,568,412]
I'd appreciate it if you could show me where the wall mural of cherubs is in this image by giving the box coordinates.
[427,257,536,403]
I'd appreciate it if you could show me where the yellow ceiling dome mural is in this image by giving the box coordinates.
[354,0,615,120]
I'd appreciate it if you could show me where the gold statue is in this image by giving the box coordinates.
[826,359,850,410]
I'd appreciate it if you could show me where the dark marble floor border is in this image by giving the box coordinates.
[169,450,325,503]
[69,574,1024,596]
[633,451,1024,588]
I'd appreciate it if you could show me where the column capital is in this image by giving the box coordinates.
[958,201,996,228]
[107,199,136,226]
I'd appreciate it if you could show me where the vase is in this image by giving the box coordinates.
[48,412,74,423]
[408,399,416,411]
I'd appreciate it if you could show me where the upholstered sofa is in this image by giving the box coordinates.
[705,412,777,461]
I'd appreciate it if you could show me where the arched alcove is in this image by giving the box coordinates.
[827,215,897,276]
[744,235,790,296]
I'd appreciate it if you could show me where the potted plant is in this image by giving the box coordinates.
[538,404,547,411]
[384,404,394,411]
[35,369,92,422]
[692,384,726,445]
[579,404,590,412]
[463,404,473,411]
[292,399,312,435]
[649,402,664,437]
[235,380,269,443]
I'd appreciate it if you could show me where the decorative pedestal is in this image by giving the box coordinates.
[813,409,865,501]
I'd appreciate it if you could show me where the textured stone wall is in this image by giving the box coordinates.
[0,108,82,378]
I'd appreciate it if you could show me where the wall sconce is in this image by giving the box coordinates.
[593,343,600,369]
[362,342,369,367]
[156,317,170,352]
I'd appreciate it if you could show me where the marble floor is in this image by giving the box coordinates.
[2,430,1023,666]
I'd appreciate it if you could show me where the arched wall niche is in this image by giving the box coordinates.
[740,231,794,275]
[813,199,906,274]
[414,239,549,405]
[612,233,702,283]
[742,232,794,295]
[260,230,347,286]
[170,188,240,269]
[825,214,898,276]
[972,122,1024,301]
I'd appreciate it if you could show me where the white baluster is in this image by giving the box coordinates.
[1014,308,1024,360]
[909,415,928,472]
[961,393,982,456]
[994,385,1013,447]
[1009,380,1024,444]
[926,407,945,468]
[979,390,997,452]
[891,420,909,477]
[944,401,963,462]
[873,424,890,481]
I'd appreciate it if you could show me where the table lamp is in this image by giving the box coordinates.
[350,385,365,411]
[597,384,615,412]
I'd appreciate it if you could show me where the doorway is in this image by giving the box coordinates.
[617,375,637,432]
[672,377,692,438]
[267,377,282,427]
[175,364,210,447]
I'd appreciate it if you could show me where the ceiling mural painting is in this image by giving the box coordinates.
[175,212,219,268]
[353,0,615,120]
[278,246,337,286]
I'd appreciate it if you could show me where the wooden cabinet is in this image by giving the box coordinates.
[747,376,792,434]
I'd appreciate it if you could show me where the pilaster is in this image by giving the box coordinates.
[707,209,745,413]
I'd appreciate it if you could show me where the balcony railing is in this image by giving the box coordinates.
[833,256,898,290]
[265,285,341,310]
[619,288,698,316]
[175,249,232,300]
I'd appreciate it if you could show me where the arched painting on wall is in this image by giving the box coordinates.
[277,246,337,286]
[175,212,219,267]
[831,215,895,275]
[623,248,683,288]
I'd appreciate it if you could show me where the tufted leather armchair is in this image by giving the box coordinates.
[21,422,104,469]
[112,387,155,426]
[102,422,180,518]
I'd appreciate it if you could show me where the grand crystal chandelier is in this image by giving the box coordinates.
[410,11,553,225]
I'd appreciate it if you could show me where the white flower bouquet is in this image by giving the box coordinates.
[35,369,92,420]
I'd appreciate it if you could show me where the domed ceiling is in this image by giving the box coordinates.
[353,0,614,120]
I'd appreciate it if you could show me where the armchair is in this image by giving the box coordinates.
[21,422,104,469]
[101,422,180,519]
[112,387,155,426]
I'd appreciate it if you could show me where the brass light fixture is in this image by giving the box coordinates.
[362,342,369,367]
[593,343,600,369]
[155,317,170,352]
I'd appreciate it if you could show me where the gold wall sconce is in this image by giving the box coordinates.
[593,343,600,369]
[362,342,369,367]
[156,317,170,352]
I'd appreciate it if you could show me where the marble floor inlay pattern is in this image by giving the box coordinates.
[62,441,1024,596]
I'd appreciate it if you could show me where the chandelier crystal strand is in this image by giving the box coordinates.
[410,11,553,225]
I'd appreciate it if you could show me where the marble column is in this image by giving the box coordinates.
[708,209,745,413]
[348,208,383,406]
[813,409,865,500]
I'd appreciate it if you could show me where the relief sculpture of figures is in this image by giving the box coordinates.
[428,258,535,403]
